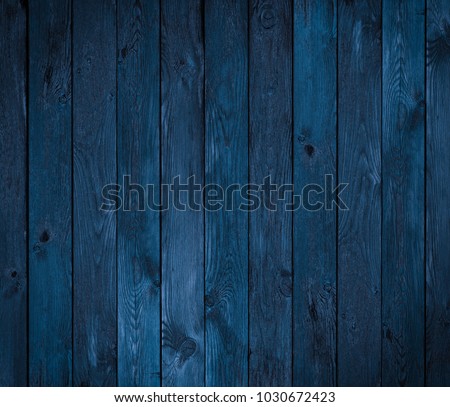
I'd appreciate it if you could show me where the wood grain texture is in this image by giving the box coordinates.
[249,0,293,386]
[337,0,382,386]
[73,0,117,386]
[28,0,73,386]
[205,0,248,387]
[4,0,450,388]
[293,0,337,387]
[117,0,160,387]
[0,0,27,387]
[161,0,205,387]
[382,0,425,386]
[426,0,450,386]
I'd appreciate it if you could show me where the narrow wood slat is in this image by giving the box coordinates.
[205,0,249,386]
[117,0,161,387]
[73,0,117,386]
[249,0,293,386]
[293,0,337,386]
[0,0,27,387]
[161,0,205,386]
[382,0,425,386]
[337,0,382,386]
[426,0,450,386]
[28,0,73,386]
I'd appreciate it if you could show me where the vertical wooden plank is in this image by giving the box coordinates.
[337,0,382,386]
[426,0,450,386]
[73,0,117,386]
[205,0,248,386]
[382,0,425,386]
[117,0,160,387]
[0,0,27,387]
[28,0,72,386]
[161,0,204,386]
[249,0,292,386]
[293,0,337,387]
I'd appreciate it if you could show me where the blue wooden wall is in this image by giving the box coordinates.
[0,0,449,387]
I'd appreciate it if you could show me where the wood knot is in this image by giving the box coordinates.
[174,58,187,74]
[58,94,68,105]
[304,144,315,157]
[2,269,23,299]
[39,230,50,243]
[279,269,292,297]
[308,300,319,321]
[33,230,51,255]
[205,294,215,308]
[323,282,332,293]
[386,328,393,342]
[178,337,196,361]
[259,5,277,29]
[298,127,311,144]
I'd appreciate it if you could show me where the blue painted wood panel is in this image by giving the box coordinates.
[0,0,27,387]
[205,0,249,387]
[117,0,161,387]
[28,0,73,386]
[382,0,425,386]
[337,0,382,386]
[249,0,293,386]
[161,0,205,387]
[426,0,450,386]
[0,0,450,387]
[293,0,337,387]
[72,0,117,386]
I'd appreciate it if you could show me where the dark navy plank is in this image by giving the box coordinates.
[293,0,337,387]
[382,0,425,386]
[337,0,382,386]
[0,0,27,387]
[28,0,73,386]
[73,0,117,386]
[161,0,205,386]
[205,0,248,386]
[249,0,292,386]
[117,0,160,387]
[426,0,450,386]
